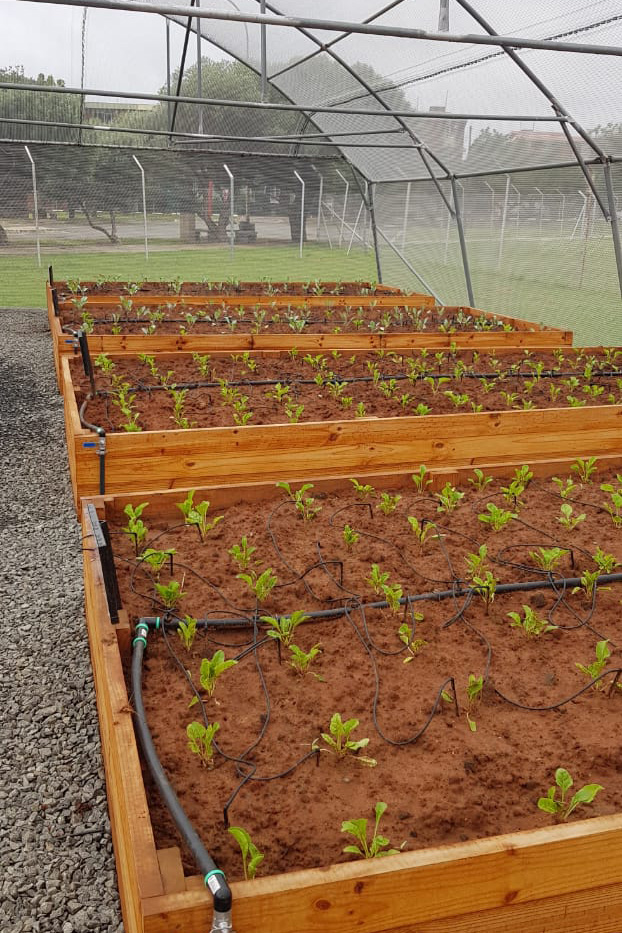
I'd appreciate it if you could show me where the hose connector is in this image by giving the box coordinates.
[133,621,150,649]
[205,870,234,930]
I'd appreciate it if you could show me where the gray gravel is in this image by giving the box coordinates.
[0,309,123,932]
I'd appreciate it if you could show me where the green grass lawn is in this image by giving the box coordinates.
[0,245,377,307]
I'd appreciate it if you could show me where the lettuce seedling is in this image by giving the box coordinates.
[186,720,219,768]
[155,579,186,610]
[407,516,439,551]
[350,478,375,499]
[276,481,321,521]
[471,571,497,613]
[537,768,603,820]
[571,456,598,484]
[552,475,576,499]
[195,650,237,698]
[123,502,149,549]
[558,502,586,531]
[289,642,322,676]
[377,492,401,515]
[600,475,622,527]
[592,548,620,574]
[177,615,197,652]
[576,640,611,689]
[367,564,390,595]
[343,525,360,548]
[315,713,376,766]
[436,482,464,513]
[529,547,567,572]
[261,610,309,647]
[465,673,483,732]
[140,547,176,579]
[176,490,224,541]
[398,618,426,663]
[228,536,257,571]
[507,605,557,637]
[469,468,493,492]
[228,827,264,880]
[478,503,516,531]
[572,569,605,601]
[237,567,278,603]
[411,464,432,492]
[465,544,488,579]
[381,582,403,612]
[342,802,402,859]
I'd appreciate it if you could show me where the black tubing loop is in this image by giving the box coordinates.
[131,633,232,914]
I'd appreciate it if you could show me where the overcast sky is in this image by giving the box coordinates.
[2,0,621,131]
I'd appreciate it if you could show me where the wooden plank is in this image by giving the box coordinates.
[82,506,164,932]
[157,848,187,895]
[141,816,622,933]
[63,356,622,505]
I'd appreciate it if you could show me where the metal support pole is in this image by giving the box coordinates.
[511,183,521,235]
[223,163,235,260]
[196,0,203,135]
[312,166,323,242]
[24,146,41,268]
[166,19,172,131]
[483,181,495,233]
[336,169,349,248]
[443,211,451,265]
[555,187,566,235]
[293,171,305,260]
[451,176,475,306]
[362,181,370,250]
[534,186,544,235]
[368,183,383,284]
[401,181,411,250]
[260,0,267,102]
[347,197,365,255]
[497,174,511,270]
[603,160,622,303]
[132,155,149,261]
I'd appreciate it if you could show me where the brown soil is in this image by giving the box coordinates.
[110,467,622,883]
[57,280,400,298]
[72,348,622,433]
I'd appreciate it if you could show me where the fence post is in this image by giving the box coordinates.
[401,181,411,250]
[336,169,349,248]
[24,146,41,268]
[497,174,511,270]
[223,164,235,260]
[293,171,305,260]
[132,155,149,262]
[603,160,622,302]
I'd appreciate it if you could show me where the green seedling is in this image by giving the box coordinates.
[350,478,375,500]
[600,475,622,527]
[573,569,605,601]
[276,481,321,521]
[465,673,483,732]
[355,402,368,418]
[228,827,264,881]
[469,468,493,492]
[192,353,212,379]
[94,353,115,374]
[406,516,438,551]
[501,465,533,508]
[140,548,176,579]
[228,536,257,571]
[155,579,186,610]
[592,548,620,574]
[537,768,603,820]
[529,547,567,572]
[261,611,309,647]
[382,582,403,612]
[377,492,401,515]
[552,475,576,498]
[186,720,219,768]
[176,490,224,541]
[558,502,586,531]
[289,642,322,676]
[342,802,402,859]
[571,456,598,484]
[343,525,360,549]
[472,571,497,613]
[398,617,426,663]
[315,713,376,766]
[177,615,197,652]
[194,650,238,699]
[123,502,149,549]
[284,401,304,424]
[465,544,488,579]
[507,605,557,637]
[237,568,278,603]
[478,503,516,532]
[435,482,464,514]
[576,639,611,689]
[367,564,390,595]
[412,465,432,492]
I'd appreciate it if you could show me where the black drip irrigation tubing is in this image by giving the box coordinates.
[84,368,622,396]
[132,624,233,928]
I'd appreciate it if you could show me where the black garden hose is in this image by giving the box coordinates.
[132,622,233,926]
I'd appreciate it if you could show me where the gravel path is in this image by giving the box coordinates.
[0,308,123,932]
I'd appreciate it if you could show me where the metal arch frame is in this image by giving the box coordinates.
[453,0,610,219]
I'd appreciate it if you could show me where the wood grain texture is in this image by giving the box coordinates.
[65,359,622,504]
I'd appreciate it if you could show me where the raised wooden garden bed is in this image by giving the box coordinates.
[46,284,572,392]
[62,347,622,508]
[82,456,622,933]
[53,278,406,299]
